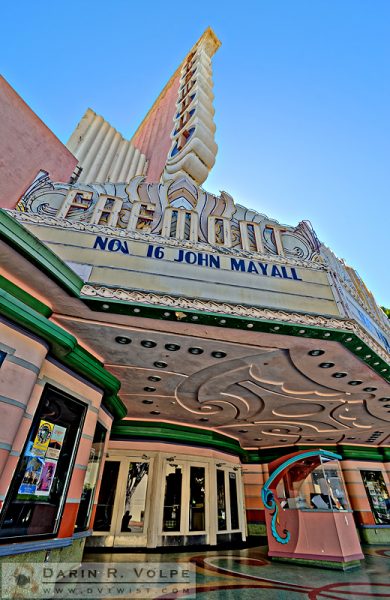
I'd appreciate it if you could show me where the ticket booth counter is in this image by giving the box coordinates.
[262,450,364,570]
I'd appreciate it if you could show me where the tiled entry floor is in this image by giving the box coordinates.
[83,545,390,599]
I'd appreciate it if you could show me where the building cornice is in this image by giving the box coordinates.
[81,283,390,379]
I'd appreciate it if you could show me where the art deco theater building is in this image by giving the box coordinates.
[0,29,389,569]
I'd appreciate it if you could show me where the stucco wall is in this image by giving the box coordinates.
[0,76,77,208]
[131,74,181,183]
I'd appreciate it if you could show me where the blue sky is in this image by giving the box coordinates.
[2,1,389,306]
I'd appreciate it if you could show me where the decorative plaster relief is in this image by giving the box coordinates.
[14,171,322,265]
[79,283,389,364]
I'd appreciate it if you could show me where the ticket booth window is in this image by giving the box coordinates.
[0,385,86,541]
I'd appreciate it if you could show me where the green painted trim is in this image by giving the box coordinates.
[111,420,246,457]
[247,523,267,536]
[359,526,390,545]
[271,557,361,571]
[82,297,390,383]
[0,287,75,356]
[0,209,83,296]
[340,446,384,462]
[0,275,52,318]
[382,448,390,462]
[110,421,390,462]
[0,286,126,419]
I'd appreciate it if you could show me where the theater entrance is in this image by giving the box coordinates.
[88,449,246,549]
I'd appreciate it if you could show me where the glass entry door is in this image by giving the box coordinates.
[93,453,244,548]
[93,455,152,547]
[216,468,241,534]
[160,460,208,542]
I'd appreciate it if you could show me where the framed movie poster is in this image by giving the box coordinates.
[0,385,86,540]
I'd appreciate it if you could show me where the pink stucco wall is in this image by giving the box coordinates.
[0,76,77,208]
[131,74,181,183]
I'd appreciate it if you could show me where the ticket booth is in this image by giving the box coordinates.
[262,449,364,570]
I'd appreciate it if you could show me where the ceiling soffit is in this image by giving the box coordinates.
[54,314,390,450]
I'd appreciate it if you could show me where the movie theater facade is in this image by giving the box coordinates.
[0,28,389,567]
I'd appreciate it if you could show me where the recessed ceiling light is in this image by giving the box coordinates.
[238,429,248,433]
[319,362,335,368]
[347,437,356,440]
[102,304,110,310]
[165,343,180,351]
[163,312,171,317]
[272,326,280,331]
[308,350,325,356]
[373,362,379,366]
[345,337,353,342]
[381,368,387,372]
[254,438,262,441]
[148,376,161,382]
[384,405,390,408]
[141,340,157,348]
[142,400,153,404]
[191,315,198,321]
[379,398,390,402]
[150,410,160,415]
[144,387,156,392]
[298,329,305,334]
[133,308,141,313]
[220,319,226,324]
[355,346,362,351]
[199,417,209,422]
[154,361,167,368]
[363,387,377,392]
[365,355,372,359]
[211,351,227,358]
[306,438,314,441]
[188,347,203,355]
[247,323,254,328]
[323,333,331,337]
[115,336,131,344]
[332,372,347,378]
[348,380,362,386]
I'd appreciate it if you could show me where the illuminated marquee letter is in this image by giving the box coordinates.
[208,216,232,247]
[162,207,199,241]
[127,201,155,232]
[264,224,286,256]
[239,221,265,253]
[57,189,93,219]
[90,195,123,227]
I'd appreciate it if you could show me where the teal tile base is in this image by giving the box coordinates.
[271,555,361,571]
